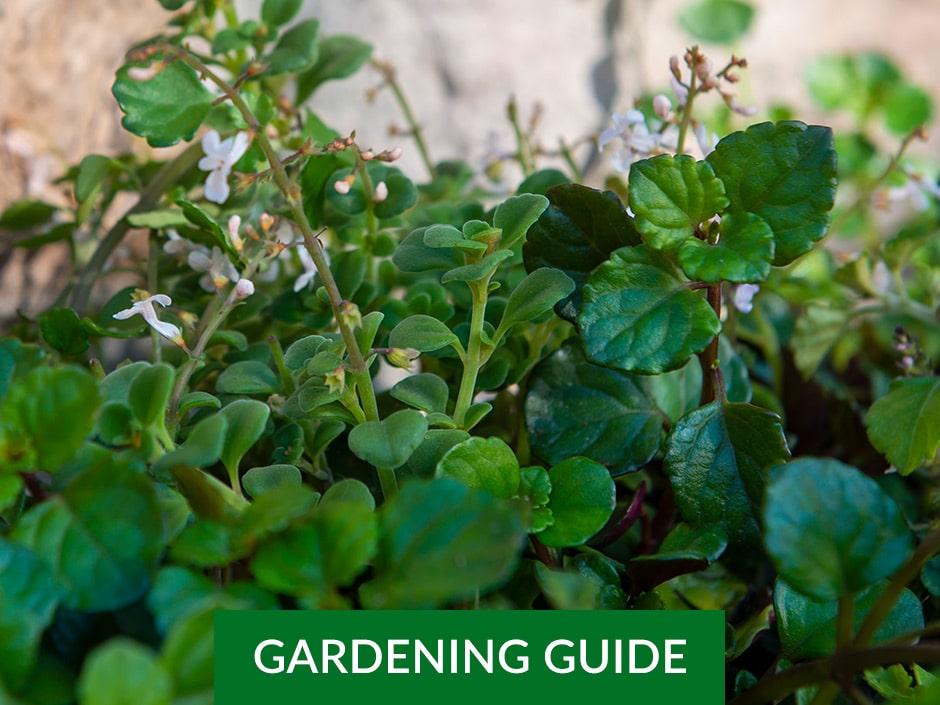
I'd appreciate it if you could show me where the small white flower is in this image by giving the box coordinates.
[198,129,250,204]
[162,229,192,258]
[373,181,389,202]
[600,110,662,173]
[671,76,689,107]
[653,94,673,121]
[234,278,255,301]
[599,110,645,150]
[227,215,244,252]
[884,168,940,212]
[693,122,718,157]
[113,293,182,343]
[733,284,760,314]
[293,245,318,293]
[188,246,239,291]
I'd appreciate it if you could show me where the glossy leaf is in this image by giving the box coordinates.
[525,341,662,475]
[579,245,721,374]
[764,458,913,601]
[77,638,172,705]
[360,479,526,608]
[629,154,728,250]
[388,314,460,353]
[11,460,163,611]
[435,436,521,499]
[867,377,940,474]
[539,457,616,547]
[390,374,449,414]
[296,35,373,104]
[264,19,320,75]
[493,193,549,249]
[678,213,774,283]
[0,541,63,692]
[112,60,212,148]
[523,183,641,321]
[348,409,428,469]
[707,121,837,265]
[775,579,924,660]
[664,401,790,550]
[628,524,729,593]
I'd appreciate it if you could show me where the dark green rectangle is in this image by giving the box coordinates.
[215,610,724,704]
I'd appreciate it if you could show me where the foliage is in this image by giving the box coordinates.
[2,1,940,704]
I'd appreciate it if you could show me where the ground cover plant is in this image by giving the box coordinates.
[2,0,940,703]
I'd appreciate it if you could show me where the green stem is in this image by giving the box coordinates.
[697,284,722,405]
[675,73,698,155]
[371,59,436,180]
[837,594,855,650]
[268,335,294,395]
[508,96,535,176]
[376,466,399,500]
[147,233,163,364]
[165,43,380,423]
[453,280,490,428]
[355,148,379,239]
[69,142,204,315]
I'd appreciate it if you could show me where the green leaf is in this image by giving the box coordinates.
[648,357,703,422]
[77,639,172,705]
[885,82,932,134]
[261,0,302,26]
[525,340,662,475]
[424,224,488,253]
[435,436,521,499]
[493,193,549,249]
[0,365,101,473]
[678,213,774,283]
[112,60,212,148]
[775,580,923,660]
[348,409,428,469]
[11,460,163,611]
[75,154,122,205]
[128,363,174,427]
[160,604,216,697]
[523,184,641,321]
[319,478,375,512]
[706,121,837,265]
[678,0,755,44]
[867,377,940,474]
[388,314,460,353]
[791,304,849,378]
[494,268,574,341]
[0,541,64,692]
[665,401,790,550]
[264,19,320,75]
[393,227,465,273]
[242,465,301,500]
[629,154,728,250]
[218,399,271,481]
[399,430,470,480]
[296,35,373,104]
[360,479,525,608]
[578,246,721,374]
[215,360,278,395]
[283,334,334,373]
[179,391,221,414]
[390,374,449,414]
[539,457,616,548]
[39,307,90,356]
[628,524,729,593]
[150,414,226,482]
[764,458,913,601]
[440,249,514,284]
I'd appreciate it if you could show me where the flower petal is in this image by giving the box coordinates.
[227,131,251,165]
[149,294,172,308]
[203,170,230,204]
[150,319,182,340]
[201,129,223,157]
[112,306,138,320]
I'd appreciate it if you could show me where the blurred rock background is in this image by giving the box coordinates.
[0,0,937,317]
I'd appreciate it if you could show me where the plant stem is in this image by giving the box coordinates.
[376,466,399,499]
[371,59,436,179]
[837,594,855,650]
[675,73,698,155]
[165,43,380,424]
[147,233,163,364]
[698,283,722,405]
[508,95,535,177]
[268,335,294,395]
[453,280,490,428]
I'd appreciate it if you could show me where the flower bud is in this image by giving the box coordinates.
[361,150,374,161]
[373,181,389,202]
[669,55,681,80]
[385,146,403,161]
[339,301,362,330]
[386,347,421,371]
[334,178,352,195]
[325,366,346,395]
[652,94,672,121]
[227,215,244,252]
[234,278,255,301]
[259,212,275,233]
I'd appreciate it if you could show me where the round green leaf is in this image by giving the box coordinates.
[493,193,549,249]
[218,399,271,479]
[399,429,471,480]
[494,268,574,341]
[11,460,163,611]
[348,409,428,469]
[0,541,64,692]
[867,377,940,475]
[295,35,374,105]
[665,401,789,550]
[77,638,172,705]
[629,154,728,250]
[885,82,933,134]
[539,457,616,548]
[320,478,375,512]
[360,479,526,608]
[435,436,521,499]
[112,60,212,148]
[764,458,913,601]
[215,360,279,395]
[526,341,662,475]
[579,245,721,374]
[388,314,459,353]
[706,121,837,265]
[241,464,301,500]
[261,0,303,26]
[678,0,755,44]
[390,374,449,414]
[39,307,89,356]
[774,580,924,660]
[522,184,641,322]
[678,213,774,283]
[128,363,174,427]
[393,227,465,273]
[264,19,320,75]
